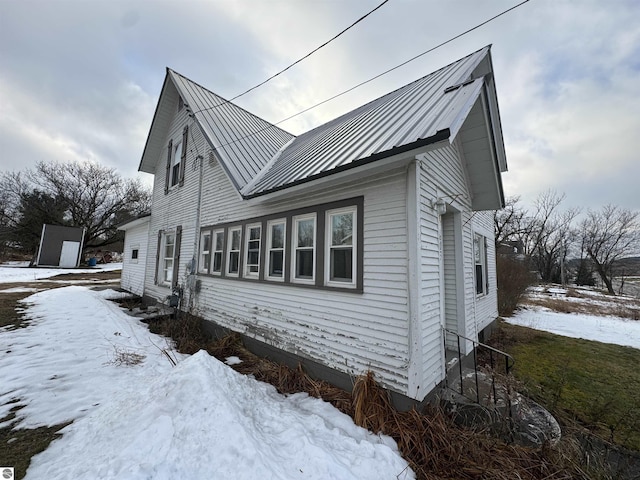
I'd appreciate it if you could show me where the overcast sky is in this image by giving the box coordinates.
[1,0,638,212]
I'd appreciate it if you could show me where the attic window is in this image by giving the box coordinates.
[178,96,184,111]
[170,141,182,187]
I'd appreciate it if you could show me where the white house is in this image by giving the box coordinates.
[125,45,508,406]
[118,214,150,296]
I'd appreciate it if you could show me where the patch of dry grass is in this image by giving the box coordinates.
[0,406,70,480]
[524,285,640,320]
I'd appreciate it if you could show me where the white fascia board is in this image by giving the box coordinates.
[118,215,151,231]
[447,78,485,143]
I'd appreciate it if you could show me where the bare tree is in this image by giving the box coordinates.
[495,190,579,283]
[494,195,529,249]
[579,205,639,295]
[27,160,151,249]
[528,191,580,283]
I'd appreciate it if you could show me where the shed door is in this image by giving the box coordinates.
[59,241,80,268]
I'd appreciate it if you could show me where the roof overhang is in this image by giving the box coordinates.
[138,71,178,174]
[117,214,151,231]
[244,137,450,205]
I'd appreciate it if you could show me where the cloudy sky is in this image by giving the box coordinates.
[1,0,638,212]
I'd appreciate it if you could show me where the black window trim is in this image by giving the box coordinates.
[197,197,364,293]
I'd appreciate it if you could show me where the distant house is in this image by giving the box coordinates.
[35,224,85,268]
[123,45,508,406]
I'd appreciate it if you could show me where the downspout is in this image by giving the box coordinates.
[186,118,205,309]
[190,150,205,290]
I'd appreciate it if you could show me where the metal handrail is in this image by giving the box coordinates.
[443,327,515,406]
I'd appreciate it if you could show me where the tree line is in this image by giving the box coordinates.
[494,190,640,295]
[0,160,151,261]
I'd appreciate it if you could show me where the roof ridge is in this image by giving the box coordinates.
[293,45,491,140]
[167,68,295,138]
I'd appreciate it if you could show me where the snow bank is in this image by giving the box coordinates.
[507,307,640,350]
[29,351,413,480]
[0,262,122,283]
[0,286,179,428]
[0,286,413,479]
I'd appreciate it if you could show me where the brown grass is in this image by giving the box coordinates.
[46,269,122,281]
[0,406,70,480]
[525,288,640,320]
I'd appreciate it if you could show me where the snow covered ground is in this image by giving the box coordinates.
[506,285,640,350]
[0,262,122,284]
[0,286,413,479]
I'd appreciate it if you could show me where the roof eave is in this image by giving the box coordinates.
[243,129,451,200]
[138,69,174,174]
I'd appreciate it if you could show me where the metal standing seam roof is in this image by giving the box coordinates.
[243,46,492,197]
[169,70,295,190]
[160,46,495,198]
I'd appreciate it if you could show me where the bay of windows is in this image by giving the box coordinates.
[197,198,362,292]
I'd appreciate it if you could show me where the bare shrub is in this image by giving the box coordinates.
[497,254,535,316]
[105,346,146,366]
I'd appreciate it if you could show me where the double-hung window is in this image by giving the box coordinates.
[162,232,176,285]
[212,230,224,274]
[227,227,241,276]
[266,219,285,280]
[170,141,182,188]
[292,214,316,283]
[474,233,488,295]
[326,208,356,287]
[245,224,261,277]
[199,231,211,274]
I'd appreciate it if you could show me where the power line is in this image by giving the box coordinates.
[193,0,391,115]
[209,0,531,152]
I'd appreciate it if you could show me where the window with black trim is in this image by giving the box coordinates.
[199,231,211,274]
[198,197,363,292]
[131,247,139,262]
[326,207,356,287]
[227,227,241,276]
[161,232,175,285]
[212,229,224,274]
[245,224,261,277]
[170,141,182,188]
[474,233,488,295]
[266,219,285,280]
[292,214,316,283]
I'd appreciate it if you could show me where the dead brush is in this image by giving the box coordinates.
[105,346,146,366]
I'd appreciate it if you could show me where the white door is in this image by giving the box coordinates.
[59,241,80,268]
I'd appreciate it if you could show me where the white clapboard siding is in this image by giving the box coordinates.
[144,107,208,301]
[121,221,149,296]
[193,164,412,392]
[470,211,499,334]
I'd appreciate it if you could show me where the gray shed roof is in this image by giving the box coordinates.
[140,46,506,202]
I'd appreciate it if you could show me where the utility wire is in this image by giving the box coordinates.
[207,0,531,151]
[193,0,391,115]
